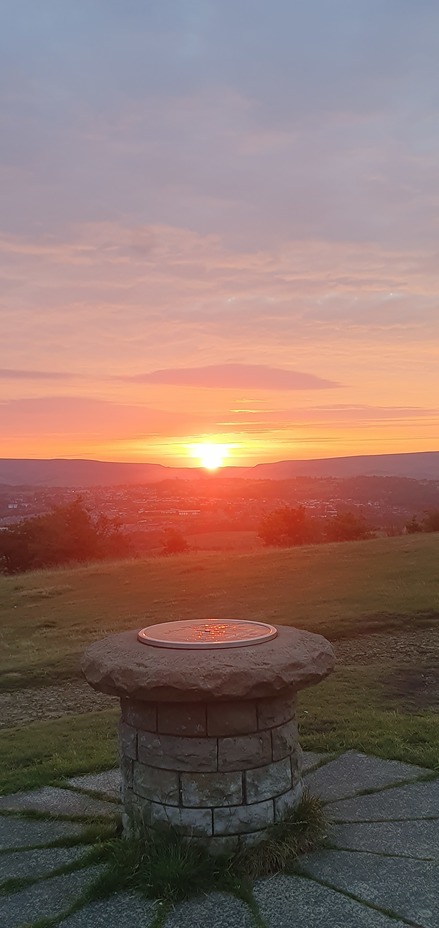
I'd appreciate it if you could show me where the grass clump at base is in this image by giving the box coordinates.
[86,791,326,905]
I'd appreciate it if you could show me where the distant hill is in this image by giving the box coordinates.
[250,451,439,481]
[0,450,438,486]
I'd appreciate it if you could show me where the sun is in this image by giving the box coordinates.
[191,442,228,471]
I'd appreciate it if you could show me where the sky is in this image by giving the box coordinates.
[1,0,439,467]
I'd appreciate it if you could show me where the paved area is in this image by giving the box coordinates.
[0,751,437,927]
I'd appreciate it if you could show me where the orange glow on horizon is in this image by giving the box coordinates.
[190,442,229,471]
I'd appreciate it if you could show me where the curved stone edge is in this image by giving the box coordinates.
[81,626,336,702]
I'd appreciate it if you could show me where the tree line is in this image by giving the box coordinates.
[258,505,439,547]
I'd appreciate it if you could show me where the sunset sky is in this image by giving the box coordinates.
[1,1,439,467]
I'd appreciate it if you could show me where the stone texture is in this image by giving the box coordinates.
[213,798,274,834]
[163,892,255,928]
[67,769,121,800]
[257,692,297,729]
[254,874,410,928]
[121,755,133,789]
[299,849,439,928]
[0,816,83,851]
[59,892,157,927]
[138,731,217,771]
[218,731,272,771]
[149,802,213,836]
[118,720,137,760]
[246,756,292,803]
[81,625,336,701]
[207,700,258,736]
[180,770,243,807]
[305,751,428,803]
[158,702,207,736]
[271,718,299,762]
[329,819,439,859]
[121,698,157,731]
[274,781,304,821]
[0,846,86,884]
[0,787,117,818]
[0,865,104,928]
[133,762,179,805]
[328,779,439,822]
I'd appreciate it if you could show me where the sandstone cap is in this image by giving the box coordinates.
[81,624,335,702]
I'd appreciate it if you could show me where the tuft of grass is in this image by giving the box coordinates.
[83,792,325,905]
[233,791,326,879]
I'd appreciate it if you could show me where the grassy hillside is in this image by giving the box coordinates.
[1,533,438,692]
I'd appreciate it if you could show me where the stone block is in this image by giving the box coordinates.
[150,802,213,836]
[158,702,206,736]
[118,720,137,760]
[214,798,274,835]
[218,731,272,772]
[207,700,258,736]
[121,699,157,732]
[133,762,179,806]
[274,781,304,821]
[245,756,292,804]
[138,731,217,771]
[257,692,296,730]
[271,719,299,762]
[181,770,243,807]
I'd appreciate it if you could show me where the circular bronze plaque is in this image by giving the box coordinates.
[137,618,278,649]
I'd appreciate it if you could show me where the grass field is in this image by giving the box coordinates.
[0,533,438,792]
[1,533,438,691]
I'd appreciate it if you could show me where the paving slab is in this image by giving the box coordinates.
[329,819,439,858]
[328,778,439,822]
[254,873,409,928]
[0,865,104,928]
[299,849,439,928]
[0,787,117,818]
[67,769,122,801]
[0,845,87,884]
[59,891,157,927]
[163,892,255,928]
[0,815,83,850]
[304,751,428,802]
[301,751,332,773]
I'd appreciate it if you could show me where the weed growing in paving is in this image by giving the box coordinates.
[86,792,326,905]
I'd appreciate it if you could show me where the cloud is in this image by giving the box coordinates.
[0,369,78,380]
[123,364,341,390]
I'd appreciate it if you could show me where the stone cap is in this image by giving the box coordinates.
[81,625,335,702]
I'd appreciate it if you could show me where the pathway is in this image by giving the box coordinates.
[0,751,438,927]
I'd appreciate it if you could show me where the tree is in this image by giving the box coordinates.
[422,509,439,533]
[0,499,130,574]
[161,528,189,555]
[405,516,423,534]
[258,506,313,547]
[325,510,372,542]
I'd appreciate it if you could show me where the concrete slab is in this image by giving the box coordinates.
[302,752,332,773]
[328,779,439,822]
[67,769,121,801]
[59,891,157,927]
[0,787,117,818]
[0,846,87,884]
[299,849,439,927]
[305,751,428,802]
[0,815,83,850]
[254,874,409,928]
[0,865,104,928]
[329,819,439,858]
[163,892,255,928]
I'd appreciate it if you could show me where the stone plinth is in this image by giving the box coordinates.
[82,624,335,853]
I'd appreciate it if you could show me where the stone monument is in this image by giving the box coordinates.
[82,618,335,854]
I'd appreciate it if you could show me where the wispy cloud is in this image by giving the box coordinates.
[124,364,341,390]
